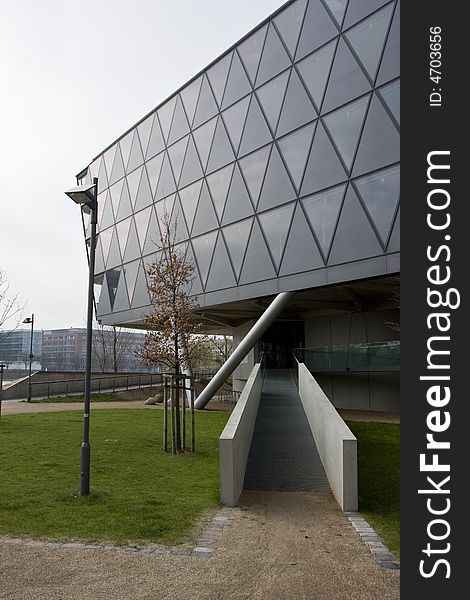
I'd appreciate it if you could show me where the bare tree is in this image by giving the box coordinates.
[93,321,144,372]
[207,335,233,367]
[0,269,25,342]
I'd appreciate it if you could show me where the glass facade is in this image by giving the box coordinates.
[78,0,399,321]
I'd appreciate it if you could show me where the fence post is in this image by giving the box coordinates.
[66,382,69,398]
[47,382,50,399]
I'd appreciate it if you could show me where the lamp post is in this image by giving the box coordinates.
[0,363,5,420]
[22,314,34,402]
[65,177,98,496]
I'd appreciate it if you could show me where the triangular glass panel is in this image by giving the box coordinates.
[239,219,276,284]
[126,130,144,173]
[179,180,203,234]
[193,75,219,128]
[106,227,122,270]
[193,117,217,171]
[99,227,114,268]
[123,259,140,308]
[183,243,203,297]
[100,191,115,230]
[278,121,316,192]
[345,3,393,81]
[170,195,189,243]
[239,144,271,206]
[167,96,190,145]
[146,113,166,159]
[238,96,273,157]
[155,196,176,238]
[109,145,125,185]
[205,233,237,291]
[94,236,105,275]
[192,181,219,235]
[137,115,153,159]
[322,38,371,113]
[179,136,204,188]
[134,206,153,250]
[119,131,134,175]
[192,230,218,288]
[343,0,390,29]
[354,164,400,246]
[296,0,338,61]
[123,218,141,263]
[146,152,164,198]
[102,146,116,187]
[277,69,317,137]
[116,179,133,221]
[297,39,337,111]
[115,217,132,258]
[97,157,108,193]
[352,93,400,177]
[130,261,150,308]
[256,70,289,133]
[222,217,253,279]
[155,152,176,200]
[222,96,250,154]
[256,23,292,87]
[157,96,177,143]
[238,25,268,85]
[143,206,161,255]
[207,53,232,107]
[97,273,112,316]
[279,205,324,275]
[328,186,383,264]
[206,118,235,173]
[167,136,189,186]
[378,79,400,124]
[206,164,235,221]
[386,206,400,253]
[323,0,348,27]
[97,191,106,229]
[259,202,295,270]
[376,1,399,86]
[323,94,369,171]
[134,167,153,212]
[221,51,252,110]
[222,165,254,225]
[301,122,348,196]
[109,179,125,218]
[302,183,346,257]
[258,145,297,211]
[180,76,202,128]
[126,166,143,210]
[273,0,307,59]
[112,270,130,313]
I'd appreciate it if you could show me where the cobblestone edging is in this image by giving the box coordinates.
[345,512,399,570]
[0,507,234,560]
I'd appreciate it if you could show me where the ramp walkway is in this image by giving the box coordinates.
[244,369,330,492]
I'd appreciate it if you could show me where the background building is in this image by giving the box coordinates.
[75,0,400,410]
[0,329,42,369]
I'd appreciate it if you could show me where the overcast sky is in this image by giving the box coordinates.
[0,0,283,332]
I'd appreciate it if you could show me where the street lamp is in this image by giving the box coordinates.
[23,314,34,402]
[65,177,98,496]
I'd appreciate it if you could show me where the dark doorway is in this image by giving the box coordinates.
[260,320,305,368]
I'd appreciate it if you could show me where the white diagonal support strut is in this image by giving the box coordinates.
[195,292,295,409]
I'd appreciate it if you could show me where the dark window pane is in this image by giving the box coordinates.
[206,118,235,173]
[179,180,203,233]
[193,117,217,171]
[343,0,390,29]
[301,183,346,256]
[126,130,144,174]
[207,53,232,107]
[239,220,276,283]
[377,1,399,85]
[167,96,190,145]
[193,75,219,128]
[206,233,237,291]
[192,181,219,235]
[258,145,297,211]
[106,268,121,310]
[238,96,273,157]
[354,164,399,244]
[192,230,218,287]
[222,165,254,225]
[206,164,235,221]
[345,3,393,80]
[378,79,400,123]
[222,218,253,278]
[238,25,268,85]
[258,202,295,269]
[323,94,369,171]
[146,114,165,160]
[301,122,347,196]
[238,144,271,205]
[297,39,337,111]
[278,121,316,191]
[277,69,317,137]
[296,0,338,61]
[180,76,202,128]
[274,0,307,59]
[323,0,348,27]
[179,136,204,188]
[157,97,177,143]
[352,93,399,176]
[322,38,371,113]
[222,52,252,109]
[279,205,324,275]
[256,70,289,133]
[167,136,189,186]
[256,23,292,87]
[222,96,250,154]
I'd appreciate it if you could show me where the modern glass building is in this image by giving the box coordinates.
[76,0,400,411]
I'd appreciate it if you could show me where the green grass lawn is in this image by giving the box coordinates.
[0,409,229,546]
[346,421,400,559]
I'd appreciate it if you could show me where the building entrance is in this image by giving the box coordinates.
[260,320,305,369]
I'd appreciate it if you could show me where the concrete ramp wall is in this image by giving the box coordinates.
[298,363,358,511]
[219,363,262,506]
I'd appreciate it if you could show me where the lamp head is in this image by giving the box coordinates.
[65,182,97,213]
